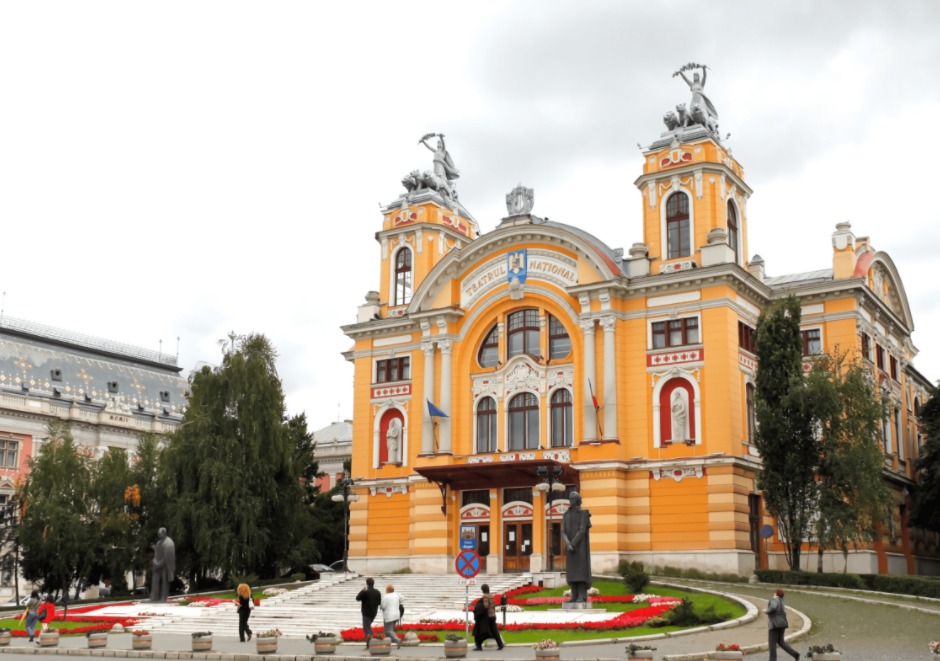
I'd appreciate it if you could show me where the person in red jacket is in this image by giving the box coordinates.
[37,595,55,638]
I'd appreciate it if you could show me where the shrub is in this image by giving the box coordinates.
[289,573,306,582]
[754,569,940,598]
[619,560,650,593]
[649,598,722,627]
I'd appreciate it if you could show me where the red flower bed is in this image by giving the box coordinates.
[339,603,676,641]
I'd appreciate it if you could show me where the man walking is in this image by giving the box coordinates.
[355,577,382,643]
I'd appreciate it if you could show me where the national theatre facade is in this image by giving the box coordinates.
[341,69,937,577]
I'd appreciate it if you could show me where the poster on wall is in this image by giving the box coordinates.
[460,524,477,551]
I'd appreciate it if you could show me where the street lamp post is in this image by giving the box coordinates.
[331,478,359,573]
[535,465,565,572]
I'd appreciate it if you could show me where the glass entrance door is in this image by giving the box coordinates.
[503,522,532,572]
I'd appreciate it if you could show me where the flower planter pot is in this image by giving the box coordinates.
[38,631,60,647]
[368,637,392,656]
[715,653,743,661]
[0,631,11,647]
[132,634,153,650]
[444,638,468,658]
[535,649,561,661]
[192,635,213,652]
[314,636,338,655]
[629,652,654,660]
[87,632,108,649]
[256,636,279,654]
[811,654,841,661]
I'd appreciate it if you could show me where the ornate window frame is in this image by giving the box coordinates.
[652,369,702,448]
[661,190,694,260]
[391,246,413,307]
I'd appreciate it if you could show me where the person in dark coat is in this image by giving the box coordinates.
[562,490,592,603]
[472,584,504,651]
[765,588,800,661]
[235,583,253,642]
[356,577,382,643]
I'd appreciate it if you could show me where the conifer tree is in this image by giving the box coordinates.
[753,297,818,570]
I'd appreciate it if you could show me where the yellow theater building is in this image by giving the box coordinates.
[341,69,937,577]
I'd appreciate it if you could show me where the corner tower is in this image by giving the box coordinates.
[370,134,478,321]
[632,64,752,276]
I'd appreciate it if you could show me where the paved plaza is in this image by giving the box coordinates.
[0,576,937,660]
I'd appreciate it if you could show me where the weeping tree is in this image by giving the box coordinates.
[161,333,307,585]
[87,447,137,594]
[753,297,819,570]
[19,422,95,596]
[808,349,891,572]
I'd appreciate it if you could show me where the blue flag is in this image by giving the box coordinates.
[427,400,449,418]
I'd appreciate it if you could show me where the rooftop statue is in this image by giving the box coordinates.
[398,132,459,202]
[661,63,720,137]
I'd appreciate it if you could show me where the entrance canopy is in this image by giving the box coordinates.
[416,459,579,492]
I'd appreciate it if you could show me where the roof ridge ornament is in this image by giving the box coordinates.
[506,183,534,217]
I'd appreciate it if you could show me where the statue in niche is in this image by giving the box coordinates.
[562,491,592,604]
[385,417,402,464]
[671,389,688,443]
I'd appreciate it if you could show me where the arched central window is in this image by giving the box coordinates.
[393,248,412,306]
[550,389,572,447]
[727,201,739,263]
[666,192,691,259]
[476,396,498,453]
[507,309,540,359]
[478,325,499,368]
[508,392,539,450]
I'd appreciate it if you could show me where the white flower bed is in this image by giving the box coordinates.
[263,587,287,597]
[562,587,599,597]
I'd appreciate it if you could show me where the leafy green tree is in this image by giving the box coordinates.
[807,349,891,572]
[128,433,165,591]
[161,333,307,585]
[87,448,136,592]
[911,385,940,532]
[19,422,95,595]
[753,297,819,570]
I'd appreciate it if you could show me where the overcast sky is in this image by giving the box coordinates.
[2,1,938,430]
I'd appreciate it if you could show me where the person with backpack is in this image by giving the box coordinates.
[472,584,504,651]
[765,588,800,661]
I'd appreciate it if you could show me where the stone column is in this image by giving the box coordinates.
[601,316,618,440]
[581,319,597,442]
[439,340,453,454]
[421,341,436,454]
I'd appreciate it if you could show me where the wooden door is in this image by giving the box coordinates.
[502,522,532,572]
[477,525,489,572]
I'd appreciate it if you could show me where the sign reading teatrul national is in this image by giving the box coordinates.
[455,549,481,579]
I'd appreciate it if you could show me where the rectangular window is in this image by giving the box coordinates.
[890,356,899,382]
[801,329,822,356]
[375,357,410,384]
[739,322,756,353]
[860,333,872,362]
[876,344,885,371]
[651,317,700,349]
[0,440,18,469]
[462,490,490,508]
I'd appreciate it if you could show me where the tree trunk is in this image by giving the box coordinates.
[816,545,824,573]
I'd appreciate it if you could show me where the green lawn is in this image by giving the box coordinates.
[0,618,104,632]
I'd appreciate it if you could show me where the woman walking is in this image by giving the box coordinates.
[379,584,403,648]
[21,591,40,642]
[37,595,56,637]
[235,583,254,642]
[765,588,799,661]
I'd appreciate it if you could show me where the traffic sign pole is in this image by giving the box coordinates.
[455,550,482,643]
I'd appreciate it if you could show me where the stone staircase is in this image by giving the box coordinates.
[143,572,533,637]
